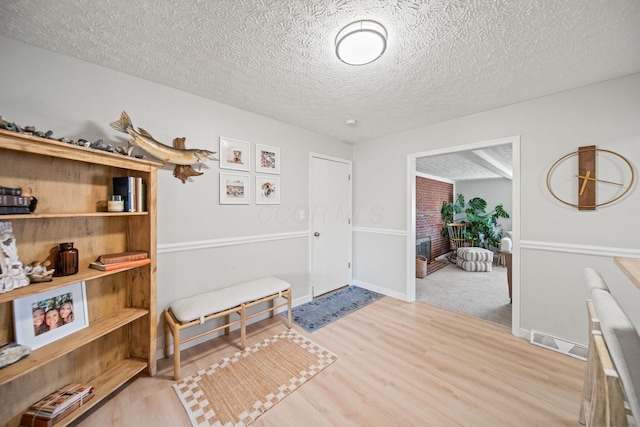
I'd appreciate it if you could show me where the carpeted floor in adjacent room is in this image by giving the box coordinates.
[416,262,512,327]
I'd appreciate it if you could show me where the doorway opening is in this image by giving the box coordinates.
[406,136,521,336]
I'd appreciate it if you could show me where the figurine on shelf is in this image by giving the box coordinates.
[24,260,55,283]
[0,221,29,293]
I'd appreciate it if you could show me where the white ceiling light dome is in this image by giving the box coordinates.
[335,20,387,66]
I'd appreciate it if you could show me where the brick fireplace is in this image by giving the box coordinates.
[416,176,453,262]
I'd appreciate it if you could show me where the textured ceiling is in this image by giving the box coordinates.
[1,1,639,178]
[416,143,513,181]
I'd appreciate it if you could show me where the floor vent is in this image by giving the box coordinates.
[530,330,587,361]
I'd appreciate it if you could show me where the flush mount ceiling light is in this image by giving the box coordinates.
[335,20,387,66]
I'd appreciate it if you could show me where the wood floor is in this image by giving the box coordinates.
[75,297,585,426]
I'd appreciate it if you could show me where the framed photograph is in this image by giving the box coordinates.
[13,281,89,350]
[256,144,280,174]
[220,173,250,204]
[219,137,250,171]
[256,176,280,205]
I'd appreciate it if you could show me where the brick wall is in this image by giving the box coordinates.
[416,176,453,261]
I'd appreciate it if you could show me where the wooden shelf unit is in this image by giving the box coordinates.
[0,129,160,427]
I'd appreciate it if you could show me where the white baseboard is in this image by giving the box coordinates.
[352,280,407,301]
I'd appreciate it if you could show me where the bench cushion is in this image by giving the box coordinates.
[170,277,291,323]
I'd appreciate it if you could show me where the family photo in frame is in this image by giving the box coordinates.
[13,281,89,350]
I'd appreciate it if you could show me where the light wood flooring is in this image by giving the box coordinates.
[75,297,585,426]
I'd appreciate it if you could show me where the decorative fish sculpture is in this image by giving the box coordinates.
[110,111,217,166]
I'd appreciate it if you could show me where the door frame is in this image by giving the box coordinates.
[309,152,353,297]
[406,136,521,337]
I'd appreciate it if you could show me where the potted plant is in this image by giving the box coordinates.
[440,194,510,249]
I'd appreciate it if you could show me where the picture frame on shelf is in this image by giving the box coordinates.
[219,173,250,205]
[13,281,89,350]
[219,137,250,171]
[256,144,280,174]
[256,176,280,205]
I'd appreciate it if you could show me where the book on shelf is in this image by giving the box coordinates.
[0,194,31,206]
[23,384,93,420]
[135,176,147,212]
[0,185,21,196]
[21,394,94,427]
[140,180,147,212]
[113,176,135,212]
[97,250,148,265]
[89,257,150,271]
[113,176,146,213]
[0,206,30,215]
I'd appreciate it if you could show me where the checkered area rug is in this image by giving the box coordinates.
[172,329,336,427]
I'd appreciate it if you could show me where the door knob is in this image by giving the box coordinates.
[314,232,320,237]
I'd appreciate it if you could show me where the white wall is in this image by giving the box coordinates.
[0,36,353,353]
[456,178,513,233]
[353,73,640,345]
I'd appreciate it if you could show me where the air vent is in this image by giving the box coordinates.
[530,330,587,361]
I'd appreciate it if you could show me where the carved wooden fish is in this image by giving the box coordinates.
[110,111,217,165]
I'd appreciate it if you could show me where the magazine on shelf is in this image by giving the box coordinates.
[21,394,94,427]
[23,384,94,419]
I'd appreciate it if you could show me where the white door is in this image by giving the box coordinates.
[310,155,352,297]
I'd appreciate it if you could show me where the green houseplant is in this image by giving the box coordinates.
[440,194,510,249]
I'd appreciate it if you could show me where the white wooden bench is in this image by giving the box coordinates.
[163,276,292,379]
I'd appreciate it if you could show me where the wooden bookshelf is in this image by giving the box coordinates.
[0,129,160,426]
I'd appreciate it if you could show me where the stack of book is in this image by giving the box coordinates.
[0,186,31,215]
[21,384,94,427]
[89,250,150,271]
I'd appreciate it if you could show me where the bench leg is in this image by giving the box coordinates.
[287,289,292,329]
[240,304,247,350]
[224,314,230,335]
[172,323,181,380]
[163,310,171,358]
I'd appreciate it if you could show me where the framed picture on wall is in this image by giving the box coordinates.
[256,176,280,205]
[13,281,89,350]
[255,144,280,174]
[219,137,250,171]
[219,173,250,204]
